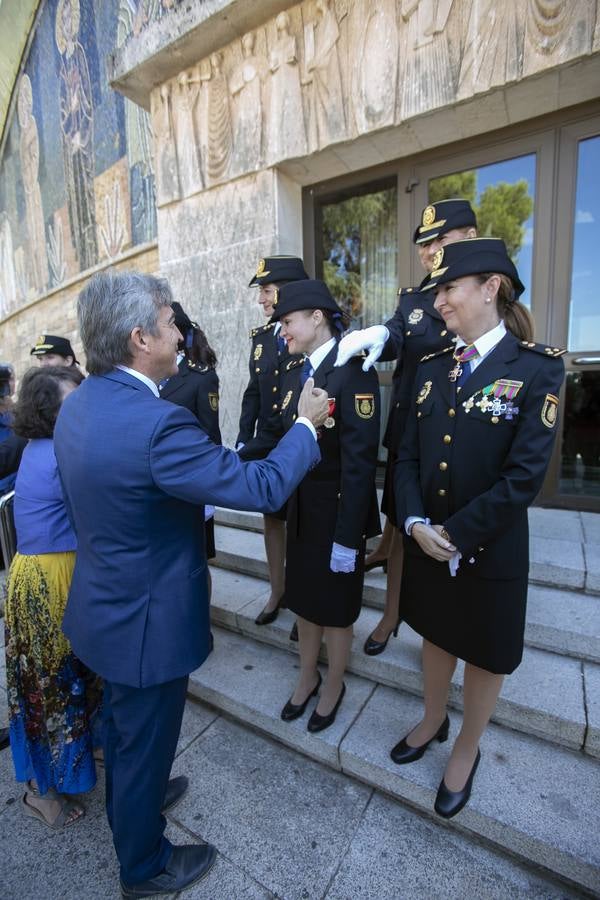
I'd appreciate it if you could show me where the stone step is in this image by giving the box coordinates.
[212,524,600,663]
[189,626,600,896]
[210,568,593,757]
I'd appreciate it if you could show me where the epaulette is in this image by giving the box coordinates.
[420,345,454,363]
[187,360,210,373]
[519,340,566,358]
[397,286,416,296]
[249,322,275,339]
[286,357,304,371]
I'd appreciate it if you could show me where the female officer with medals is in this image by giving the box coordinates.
[270,280,381,731]
[392,238,565,818]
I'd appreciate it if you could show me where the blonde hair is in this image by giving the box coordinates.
[477,273,534,342]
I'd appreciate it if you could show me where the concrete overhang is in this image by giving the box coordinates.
[108,0,291,111]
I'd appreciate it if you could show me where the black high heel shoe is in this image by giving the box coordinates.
[255,595,285,626]
[363,619,401,656]
[390,715,450,765]
[280,672,322,722]
[307,683,346,733]
[434,749,481,819]
[364,557,388,573]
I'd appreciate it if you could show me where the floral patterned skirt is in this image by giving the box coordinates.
[5,551,102,795]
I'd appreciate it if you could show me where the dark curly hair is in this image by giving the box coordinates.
[13,366,84,439]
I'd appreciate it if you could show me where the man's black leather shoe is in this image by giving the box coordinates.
[161,775,188,814]
[120,843,217,898]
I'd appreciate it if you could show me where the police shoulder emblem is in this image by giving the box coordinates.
[416,381,432,404]
[208,392,218,412]
[355,393,375,419]
[253,343,263,361]
[408,308,424,325]
[422,205,436,227]
[541,393,559,428]
[431,248,444,270]
[281,390,293,410]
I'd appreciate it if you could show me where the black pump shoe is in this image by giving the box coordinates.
[390,715,450,765]
[363,619,401,656]
[281,672,322,722]
[255,595,285,626]
[307,683,346,733]
[434,749,481,819]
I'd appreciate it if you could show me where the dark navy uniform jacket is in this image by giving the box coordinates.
[395,332,565,579]
[236,322,299,448]
[160,358,222,445]
[380,288,454,453]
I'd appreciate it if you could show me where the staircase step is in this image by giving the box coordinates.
[212,525,600,663]
[190,627,600,895]
[209,569,587,754]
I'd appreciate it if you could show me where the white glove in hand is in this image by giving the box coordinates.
[335,325,389,372]
[330,542,357,573]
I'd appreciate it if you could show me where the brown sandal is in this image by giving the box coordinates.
[22,784,85,830]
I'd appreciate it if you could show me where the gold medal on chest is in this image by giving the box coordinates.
[408,308,424,325]
[324,416,335,429]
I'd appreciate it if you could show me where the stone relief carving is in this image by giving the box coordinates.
[205,53,233,183]
[399,0,456,120]
[303,0,346,152]
[457,0,521,99]
[523,0,595,76]
[0,214,17,317]
[351,0,398,133]
[267,11,308,161]
[229,32,266,174]
[151,83,181,205]
[18,75,49,295]
[173,70,204,197]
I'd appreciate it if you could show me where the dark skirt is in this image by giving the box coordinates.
[205,516,216,560]
[381,449,399,527]
[285,536,366,628]
[400,548,527,674]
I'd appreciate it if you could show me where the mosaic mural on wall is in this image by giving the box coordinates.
[0,0,157,320]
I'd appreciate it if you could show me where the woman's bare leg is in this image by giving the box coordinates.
[261,514,286,613]
[319,625,353,714]
[368,527,404,643]
[290,617,323,704]
[406,640,457,747]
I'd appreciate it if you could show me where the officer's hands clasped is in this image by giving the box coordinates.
[334,325,388,372]
[297,377,329,430]
[412,523,456,562]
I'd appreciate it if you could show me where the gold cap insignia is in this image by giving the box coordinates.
[355,393,375,419]
[37,335,45,345]
[416,380,432,404]
[422,205,436,227]
[208,392,219,412]
[256,259,266,276]
[272,287,278,307]
[541,393,559,429]
[408,308,424,325]
[432,248,444,270]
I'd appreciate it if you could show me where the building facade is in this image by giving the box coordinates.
[1,0,599,509]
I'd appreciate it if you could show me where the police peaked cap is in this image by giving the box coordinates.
[269,279,344,321]
[413,199,477,244]
[248,255,309,287]
[30,334,79,363]
[418,237,525,297]
[172,301,194,335]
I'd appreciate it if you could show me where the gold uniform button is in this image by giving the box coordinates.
[272,403,278,409]
[417,411,422,418]
[274,369,279,375]
[448,408,456,417]
[439,462,448,471]
[406,330,412,336]
[440,329,447,336]
[395,402,400,408]
[491,416,499,424]
[255,367,260,373]
[438,489,446,496]
[337,492,341,499]
[443,434,452,444]
[272,386,277,393]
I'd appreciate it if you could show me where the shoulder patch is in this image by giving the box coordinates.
[397,286,415,296]
[520,340,566,358]
[420,345,454,363]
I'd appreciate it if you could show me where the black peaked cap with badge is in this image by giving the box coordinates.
[418,237,525,297]
[248,255,309,287]
[269,279,344,321]
[172,301,194,335]
[30,334,78,363]
[413,198,477,245]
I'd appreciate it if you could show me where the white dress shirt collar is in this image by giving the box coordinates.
[308,337,337,373]
[116,365,160,397]
[455,320,507,361]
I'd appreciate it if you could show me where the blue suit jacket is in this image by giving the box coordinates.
[54,368,319,687]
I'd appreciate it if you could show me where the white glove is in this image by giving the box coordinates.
[330,542,357,573]
[334,325,389,372]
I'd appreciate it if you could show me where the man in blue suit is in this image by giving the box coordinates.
[54,271,328,898]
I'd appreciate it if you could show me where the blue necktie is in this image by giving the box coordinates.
[277,333,287,354]
[300,357,314,386]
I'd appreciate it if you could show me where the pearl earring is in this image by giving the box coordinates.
[485,297,492,304]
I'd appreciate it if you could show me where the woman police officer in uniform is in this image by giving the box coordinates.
[246,279,381,730]
[336,199,477,656]
[392,238,565,818]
